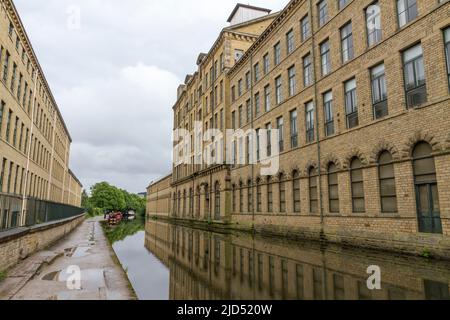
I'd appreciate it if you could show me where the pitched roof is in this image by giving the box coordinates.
[227,3,272,23]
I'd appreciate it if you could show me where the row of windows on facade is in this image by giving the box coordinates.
[0,45,57,146]
[0,101,54,171]
[234,0,426,91]
[231,33,450,153]
[232,0,449,106]
[171,141,438,218]
[0,157,47,198]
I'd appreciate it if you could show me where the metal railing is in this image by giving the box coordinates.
[0,193,84,232]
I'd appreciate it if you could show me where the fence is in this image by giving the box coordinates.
[0,193,84,232]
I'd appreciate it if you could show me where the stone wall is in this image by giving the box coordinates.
[0,214,85,273]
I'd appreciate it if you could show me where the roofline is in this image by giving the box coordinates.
[171,13,279,111]
[228,0,302,77]
[68,169,83,188]
[227,3,272,23]
[147,172,173,189]
[5,0,73,142]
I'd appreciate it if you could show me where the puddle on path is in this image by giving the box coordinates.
[42,268,106,290]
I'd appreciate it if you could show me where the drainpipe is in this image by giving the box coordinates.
[308,0,324,227]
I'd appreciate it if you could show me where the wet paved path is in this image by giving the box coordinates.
[0,217,135,300]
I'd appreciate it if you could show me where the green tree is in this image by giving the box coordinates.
[90,182,126,212]
[81,189,89,209]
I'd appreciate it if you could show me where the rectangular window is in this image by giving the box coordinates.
[286,29,295,54]
[238,79,243,96]
[403,44,427,108]
[338,0,349,10]
[238,106,243,128]
[305,102,315,143]
[5,109,12,142]
[288,65,296,97]
[445,28,450,91]
[301,15,310,41]
[277,117,284,153]
[366,2,382,46]
[245,71,251,90]
[254,63,260,82]
[320,39,331,76]
[303,54,312,87]
[290,109,298,148]
[341,22,354,63]
[0,101,4,136]
[263,54,270,74]
[254,92,260,117]
[231,85,236,102]
[318,0,328,27]
[323,91,334,136]
[266,123,272,157]
[274,42,281,66]
[10,63,17,92]
[2,51,10,82]
[275,76,282,105]
[246,99,251,124]
[345,78,359,128]
[371,63,388,119]
[12,116,18,146]
[232,111,236,129]
[264,85,271,112]
[397,0,417,28]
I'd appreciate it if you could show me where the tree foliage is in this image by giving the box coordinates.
[85,182,146,218]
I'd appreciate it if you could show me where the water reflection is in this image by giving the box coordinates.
[145,220,450,300]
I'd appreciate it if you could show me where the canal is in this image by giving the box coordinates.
[111,220,450,300]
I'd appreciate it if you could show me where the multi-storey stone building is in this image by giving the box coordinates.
[148,1,450,258]
[0,0,82,216]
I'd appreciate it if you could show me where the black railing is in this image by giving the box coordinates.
[0,193,84,232]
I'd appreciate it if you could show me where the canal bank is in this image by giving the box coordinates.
[0,217,135,300]
[148,215,450,261]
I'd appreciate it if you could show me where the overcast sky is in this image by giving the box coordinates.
[14,0,287,193]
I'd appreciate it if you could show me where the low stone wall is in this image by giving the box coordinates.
[0,214,85,273]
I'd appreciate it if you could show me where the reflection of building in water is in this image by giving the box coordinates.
[145,221,450,300]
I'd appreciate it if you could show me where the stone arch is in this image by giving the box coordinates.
[370,140,400,163]
[402,130,442,158]
[321,153,342,172]
[305,160,318,175]
[342,148,368,169]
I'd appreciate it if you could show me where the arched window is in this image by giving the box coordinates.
[350,158,365,213]
[328,163,339,213]
[293,170,301,213]
[279,173,286,213]
[189,188,194,217]
[204,184,210,217]
[256,179,262,212]
[196,186,201,218]
[247,179,253,213]
[173,192,177,216]
[309,167,318,213]
[177,191,181,217]
[239,181,244,213]
[378,151,397,213]
[267,177,273,212]
[214,182,221,220]
[413,142,441,234]
[183,190,187,216]
[232,184,236,212]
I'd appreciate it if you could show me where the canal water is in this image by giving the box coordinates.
[111,220,450,300]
